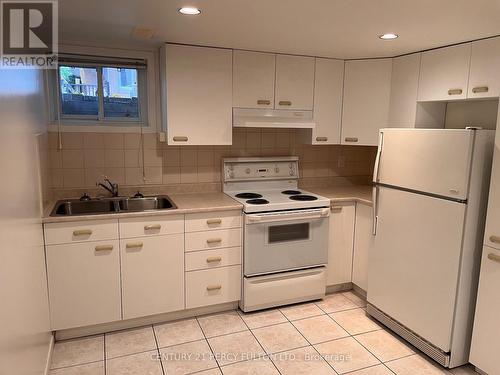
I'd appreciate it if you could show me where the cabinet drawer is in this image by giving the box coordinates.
[185,211,241,232]
[185,228,241,252]
[119,214,184,238]
[185,247,241,271]
[46,240,121,330]
[44,219,118,245]
[186,265,241,309]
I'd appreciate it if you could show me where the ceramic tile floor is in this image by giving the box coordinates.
[49,291,481,375]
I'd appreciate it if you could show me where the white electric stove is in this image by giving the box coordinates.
[223,157,330,312]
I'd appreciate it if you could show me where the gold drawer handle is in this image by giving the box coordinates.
[126,242,144,249]
[345,137,358,143]
[206,219,222,225]
[488,253,500,264]
[173,136,188,142]
[73,229,92,236]
[490,235,500,244]
[331,206,343,213]
[95,245,113,251]
[144,224,161,231]
[206,285,222,291]
[257,99,271,105]
[472,86,489,94]
[448,89,463,95]
[279,100,292,106]
[316,137,328,142]
[206,256,222,263]
[206,238,222,244]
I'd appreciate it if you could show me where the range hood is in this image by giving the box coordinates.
[233,108,315,129]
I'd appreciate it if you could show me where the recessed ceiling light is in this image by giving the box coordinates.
[178,7,201,15]
[379,33,398,40]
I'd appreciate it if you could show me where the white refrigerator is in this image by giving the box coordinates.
[367,128,494,368]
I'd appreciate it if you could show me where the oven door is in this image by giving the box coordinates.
[244,208,330,276]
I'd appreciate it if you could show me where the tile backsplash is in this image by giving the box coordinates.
[47,128,376,199]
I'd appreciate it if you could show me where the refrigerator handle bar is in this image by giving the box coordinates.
[372,185,379,235]
[373,131,384,183]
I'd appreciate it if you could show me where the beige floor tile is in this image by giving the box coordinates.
[252,322,308,354]
[208,331,266,366]
[450,365,480,374]
[386,354,451,374]
[316,293,358,313]
[315,336,380,374]
[355,330,414,362]
[198,311,248,338]
[154,318,204,348]
[239,309,287,329]
[330,308,382,335]
[342,291,367,307]
[105,326,156,359]
[221,357,279,375]
[348,364,394,375]
[280,302,325,321]
[160,339,218,375]
[49,361,104,375]
[271,346,337,375]
[106,350,162,375]
[292,315,349,344]
[51,336,104,369]
[197,369,223,375]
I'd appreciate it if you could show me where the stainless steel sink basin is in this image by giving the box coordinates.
[50,196,177,216]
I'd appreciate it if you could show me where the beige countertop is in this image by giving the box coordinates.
[308,185,373,206]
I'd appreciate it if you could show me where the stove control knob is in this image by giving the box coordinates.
[229,172,234,178]
[245,168,251,174]
[289,170,294,176]
[275,167,280,173]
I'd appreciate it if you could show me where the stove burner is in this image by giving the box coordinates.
[236,192,263,199]
[246,198,269,205]
[289,195,318,201]
[281,190,302,195]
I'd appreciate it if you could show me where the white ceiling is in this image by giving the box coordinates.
[59,0,500,59]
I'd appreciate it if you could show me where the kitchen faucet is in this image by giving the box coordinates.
[96,177,119,197]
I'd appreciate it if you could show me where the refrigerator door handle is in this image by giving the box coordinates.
[373,131,384,183]
[372,185,379,236]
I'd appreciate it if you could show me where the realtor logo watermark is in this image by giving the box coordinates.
[1,0,57,68]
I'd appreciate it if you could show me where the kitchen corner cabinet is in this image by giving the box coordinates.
[327,203,355,286]
[352,203,374,291]
[388,53,421,128]
[468,37,500,99]
[418,44,471,101]
[275,54,315,110]
[164,44,232,145]
[342,59,392,146]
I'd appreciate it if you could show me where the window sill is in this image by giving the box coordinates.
[48,123,157,133]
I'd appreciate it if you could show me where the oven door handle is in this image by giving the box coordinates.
[246,208,330,224]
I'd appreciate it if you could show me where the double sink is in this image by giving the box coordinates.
[50,196,176,217]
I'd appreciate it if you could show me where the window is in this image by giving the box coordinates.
[54,55,147,126]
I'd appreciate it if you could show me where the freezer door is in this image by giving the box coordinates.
[375,129,474,200]
[368,186,466,352]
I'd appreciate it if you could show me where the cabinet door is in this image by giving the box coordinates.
[470,246,500,375]
[388,53,421,128]
[418,44,471,101]
[233,50,275,109]
[46,240,121,330]
[165,44,232,145]
[312,58,344,144]
[352,203,374,291]
[275,54,315,110]
[121,234,184,319]
[485,114,500,250]
[342,59,392,146]
[327,203,355,286]
[468,37,500,99]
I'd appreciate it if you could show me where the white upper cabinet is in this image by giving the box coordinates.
[388,53,421,128]
[418,44,471,101]
[342,59,392,146]
[468,37,500,99]
[310,58,344,144]
[275,54,315,110]
[233,50,276,109]
[164,44,232,145]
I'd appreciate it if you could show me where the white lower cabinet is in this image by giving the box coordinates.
[46,240,121,330]
[327,203,355,286]
[352,203,374,291]
[120,234,184,320]
[470,246,500,374]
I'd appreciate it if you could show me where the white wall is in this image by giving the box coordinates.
[0,69,52,374]
[445,100,499,130]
